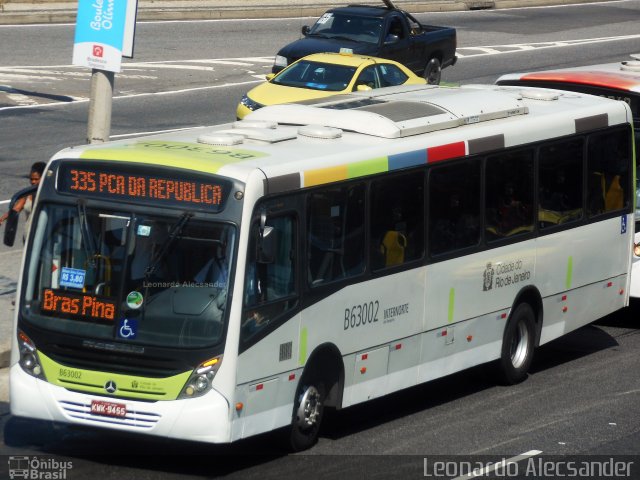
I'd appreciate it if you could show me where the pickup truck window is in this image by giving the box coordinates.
[309,13,382,45]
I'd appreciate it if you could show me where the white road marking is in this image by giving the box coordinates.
[457,34,640,58]
[124,63,218,71]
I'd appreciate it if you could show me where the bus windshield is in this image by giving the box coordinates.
[22,203,235,349]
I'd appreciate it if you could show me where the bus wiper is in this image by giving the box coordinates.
[144,212,193,278]
[77,200,98,268]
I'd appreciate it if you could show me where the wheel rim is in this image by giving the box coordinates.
[510,319,530,369]
[295,385,322,430]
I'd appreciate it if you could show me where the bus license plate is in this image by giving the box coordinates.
[91,399,127,418]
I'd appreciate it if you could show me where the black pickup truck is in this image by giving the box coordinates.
[272,3,457,84]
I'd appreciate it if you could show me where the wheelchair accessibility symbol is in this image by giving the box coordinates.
[118,318,138,339]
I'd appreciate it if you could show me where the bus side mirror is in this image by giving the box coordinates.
[3,209,19,247]
[258,226,276,264]
[3,184,37,247]
[301,25,310,36]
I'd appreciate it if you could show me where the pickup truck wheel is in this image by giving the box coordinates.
[424,57,442,85]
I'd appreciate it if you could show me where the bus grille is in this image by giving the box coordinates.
[58,400,161,429]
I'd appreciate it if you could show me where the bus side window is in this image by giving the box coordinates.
[428,159,481,256]
[587,128,631,217]
[242,212,297,341]
[538,139,584,228]
[307,184,365,285]
[371,171,424,270]
[485,149,534,240]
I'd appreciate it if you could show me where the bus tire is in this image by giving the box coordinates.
[423,57,442,85]
[289,380,326,451]
[498,302,536,385]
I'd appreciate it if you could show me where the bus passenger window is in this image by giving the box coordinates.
[307,184,365,285]
[587,129,631,217]
[538,139,583,228]
[485,150,534,240]
[371,172,424,270]
[428,159,481,256]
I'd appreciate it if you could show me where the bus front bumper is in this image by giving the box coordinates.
[9,364,232,443]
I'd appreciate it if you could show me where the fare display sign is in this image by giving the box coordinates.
[56,163,231,211]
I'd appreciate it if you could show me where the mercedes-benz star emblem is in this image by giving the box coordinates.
[104,380,117,394]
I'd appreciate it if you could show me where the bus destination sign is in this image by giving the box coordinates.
[57,164,231,211]
[42,288,117,322]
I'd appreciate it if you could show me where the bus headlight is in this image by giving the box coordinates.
[178,355,223,399]
[18,331,46,380]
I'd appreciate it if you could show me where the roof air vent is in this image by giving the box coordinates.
[298,125,343,139]
[197,133,244,146]
[520,89,559,101]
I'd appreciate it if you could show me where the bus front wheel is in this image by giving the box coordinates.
[498,302,536,385]
[289,381,326,451]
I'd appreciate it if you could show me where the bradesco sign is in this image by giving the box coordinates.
[72,0,128,72]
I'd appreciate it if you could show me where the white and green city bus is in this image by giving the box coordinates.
[6,83,635,450]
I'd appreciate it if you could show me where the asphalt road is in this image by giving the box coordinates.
[1,2,640,478]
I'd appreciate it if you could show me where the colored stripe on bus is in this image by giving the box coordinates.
[304,164,349,187]
[389,150,427,169]
[448,288,455,323]
[575,114,609,133]
[348,156,388,179]
[566,256,573,290]
[299,327,308,366]
[79,140,268,174]
[468,134,505,155]
[265,173,301,194]
[427,142,466,163]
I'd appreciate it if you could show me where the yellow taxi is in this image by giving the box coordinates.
[236,51,426,119]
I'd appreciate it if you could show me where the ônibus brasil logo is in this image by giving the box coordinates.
[8,456,73,479]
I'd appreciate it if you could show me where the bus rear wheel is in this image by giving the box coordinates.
[498,303,536,385]
[289,381,326,451]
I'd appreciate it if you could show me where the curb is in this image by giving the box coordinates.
[0,0,612,25]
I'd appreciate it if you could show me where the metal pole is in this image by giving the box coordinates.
[87,68,115,144]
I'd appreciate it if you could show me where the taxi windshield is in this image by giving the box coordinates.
[22,203,235,349]
[273,61,357,92]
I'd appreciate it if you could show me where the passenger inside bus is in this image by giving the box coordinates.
[379,204,408,267]
[490,182,531,236]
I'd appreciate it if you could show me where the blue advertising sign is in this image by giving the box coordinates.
[72,0,129,72]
